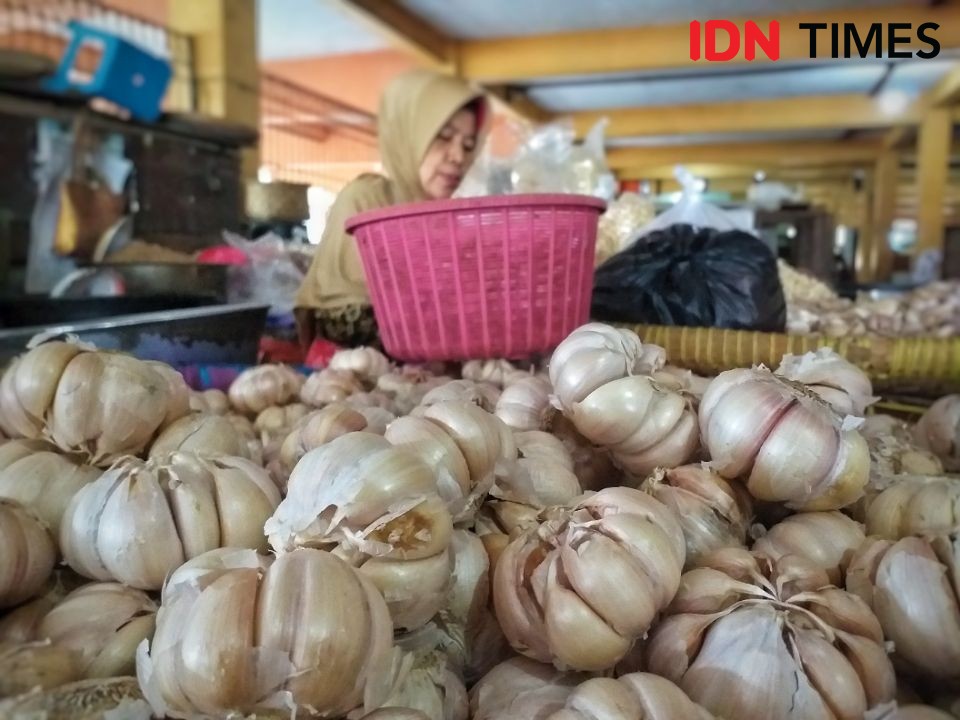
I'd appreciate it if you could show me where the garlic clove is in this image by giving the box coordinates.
[0,500,57,609]
[359,549,453,631]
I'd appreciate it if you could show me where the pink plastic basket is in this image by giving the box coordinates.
[346,194,605,361]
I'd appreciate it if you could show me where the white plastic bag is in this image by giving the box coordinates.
[222,231,307,319]
[627,166,749,244]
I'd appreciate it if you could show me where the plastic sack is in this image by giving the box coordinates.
[628,166,750,244]
[591,223,787,332]
[221,231,309,319]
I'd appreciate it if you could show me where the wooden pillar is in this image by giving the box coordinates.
[915,108,952,256]
[168,0,259,179]
[862,151,898,282]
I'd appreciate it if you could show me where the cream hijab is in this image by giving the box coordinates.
[296,70,489,310]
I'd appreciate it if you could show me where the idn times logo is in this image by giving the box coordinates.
[689,20,941,61]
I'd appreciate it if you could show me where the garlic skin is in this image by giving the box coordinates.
[868,704,955,720]
[379,646,468,720]
[148,412,257,461]
[0,500,56,608]
[188,388,230,415]
[847,536,960,680]
[225,412,265,464]
[865,476,960,540]
[494,431,582,509]
[228,364,304,415]
[38,582,157,678]
[0,676,151,720]
[0,342,184,465]
[136,547,399,719]
[913,395,960,471]
[646,548,896,720]
[544,673,716,720]
[495,376,553,431]
[470,656,589,720]
[356,405,399,435]
[699,367,870,510]
[0,440,100,534]
[385,402,507,524]
[753,511,865,586]
[60,453,280,590]
[549,415,621,491]
[378,370,452,416]
[300,367,365,407]
[276,403,368,482]
[861,414,943,479]
[549,324,697,477]
[266,433,453,631]
[329,346,391,384]
[0,641,81,698]
[494,487,685,671]
[146,362,192,429]
[776,348,877,416]
[641,464,752,569]
[361,710,431,720]
[420,380,501,413]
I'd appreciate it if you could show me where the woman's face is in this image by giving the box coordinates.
[419,108,479,200]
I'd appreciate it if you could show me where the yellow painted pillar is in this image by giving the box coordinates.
[866,151,898,281]
[168,0,260,179]
[915,108,952,256]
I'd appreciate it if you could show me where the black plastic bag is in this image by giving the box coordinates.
[591,223,786,332]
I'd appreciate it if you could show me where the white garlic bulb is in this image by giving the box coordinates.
[495,376,553,431]
[494,430,582,509]
[420,380,501,413]
[38,582,157,678]
[60,453,280,590]
[228,364,304,415]
[188,388,230,415]
[470,657,589,720]
[300,367,365,407]
[699,367,869,510]
[275,403,368,482]
[913,395,960,471]
[545,673,715,720]
[145,362,191,429]
[137,547,401,719]
[753,511,865,585]
[0,500,56,609]
[329,346,391,383]
[462,359,533,388]
[148,412,257,461]
[865,475,960,540]
[776,348,877,416]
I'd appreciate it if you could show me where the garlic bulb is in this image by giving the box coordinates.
[385,401,510,523]
[462,359,532,388]
[641,464,752,568]
[0,676,151,720]
[346,390,398,410]
[652,365,712,400]
[300,367,365,407]
[145,361,191,429]
[494,431,581,509]
[495,376,553,431]
[549,415,620,491]
[228,364,303,415]
[225,412,264,464]
[276,403,368,481]
[380,646,468,720]
[378,370,452,416]
[0,500,56,609]
[494,487,685,671]
[0,568,86,642]
[253,402,310,442]
[0,640,80,697]
[545,673,715,720]
[550,324,697,476]
[861,414,944,479]
[61,453,280,590]
[0,342,183,465]
[847,536,960,679]
[646,547,895,719]
[266,433,453,630]
[913,395,960,471]
[865,475,960,540]
[356,405,399,434]
[699,367,870,510]
[38,582,157,678]
[0,440,100,534]
[753,511,865,585]
[148,412,256,461]
[776,348,877,416]
[329,346,391,383]
[137,547,400,719]
[188,388,230,415]
[470,656,588,720]
[420,380,501,413]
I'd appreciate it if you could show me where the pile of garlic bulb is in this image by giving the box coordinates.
[4,323,960,720]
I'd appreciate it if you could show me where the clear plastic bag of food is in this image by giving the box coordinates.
[222,231,308,319]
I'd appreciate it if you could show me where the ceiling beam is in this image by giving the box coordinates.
[573,94,921,139]
[619,162,867,181]
[458,4,960,82]
[332,0,455,68]
[485,85,551,123]
[606,139,882,170]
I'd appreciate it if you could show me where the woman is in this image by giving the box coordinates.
[295,69,489,349]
